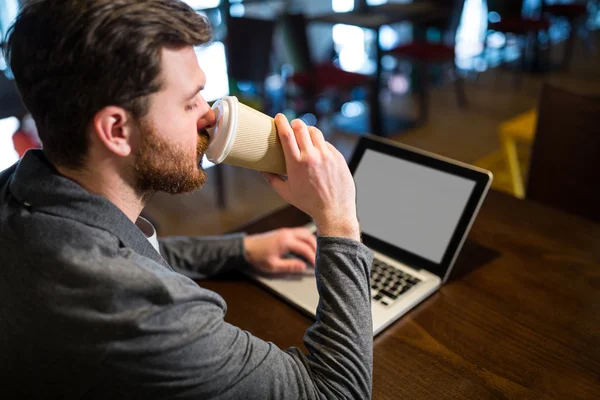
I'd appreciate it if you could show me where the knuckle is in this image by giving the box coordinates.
[281,229,294,241]
[301,152,319,166]
[310,126,323,136]
[279,129,294,142]
[306,157,323,168]
[291,119,305,130]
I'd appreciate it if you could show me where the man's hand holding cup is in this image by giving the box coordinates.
[262,115,361,242]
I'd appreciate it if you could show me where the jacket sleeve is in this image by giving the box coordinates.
[98,236,374,399]
[158,233,248,279]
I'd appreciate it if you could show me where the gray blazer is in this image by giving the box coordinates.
[0,150,373,399]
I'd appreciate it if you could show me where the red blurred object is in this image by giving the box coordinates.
[388,41,456,62]
[289,63,370,90]
[384,0,468,123]
[489,16,551,34]
[281,13,370,120]
[12,130,40,158]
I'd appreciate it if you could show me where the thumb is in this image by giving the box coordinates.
[261,172,289,199]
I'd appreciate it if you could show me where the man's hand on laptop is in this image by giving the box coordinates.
[262,115,360,242]
[243,227,317,274]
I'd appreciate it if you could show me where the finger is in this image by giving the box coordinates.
[275,114,300,160]
[290,119,314,154]
[272,258,307,274]
[287,239,316,266]
[292,227,317,253]
[261,172,290,199]
[307,126,327,151]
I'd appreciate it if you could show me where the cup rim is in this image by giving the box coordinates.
[206,95,239,164]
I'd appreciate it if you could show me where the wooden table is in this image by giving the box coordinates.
[200,191,600,399]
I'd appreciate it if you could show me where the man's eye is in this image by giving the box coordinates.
[185,104,198,112]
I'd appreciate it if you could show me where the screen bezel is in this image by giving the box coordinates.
[348,135,492,281]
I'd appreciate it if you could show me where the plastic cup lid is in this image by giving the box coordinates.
[205,96,239,164]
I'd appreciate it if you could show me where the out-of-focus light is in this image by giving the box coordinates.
[237,81,253,92]
[379,25,399,50]
[455,57,472,70]
[473,58,488,72]
[505,46,520,62]
[488,31,506,48]
[213,9,222,26]
[388,75,409,94]
[366,0,387,5]
[332,0,354,13]
[333,24,367,72]
[281,64,294,79]
[184,0,220,8]
[549,23,569,42]
[265,74,283,91]
[301,113,318,126]
[230,4,245,17]
[332,24,362,43]
[381,55,397,70]
[195,41,229,102]
[339,49,367,72]
[341,101,365,118]
[456,41,483,59]
[455,0,487,59]
[0,117,20,171]
[488,11,501,24]
[282,109,297,120]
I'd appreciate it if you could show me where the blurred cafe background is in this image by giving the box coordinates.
[1,0,599,235]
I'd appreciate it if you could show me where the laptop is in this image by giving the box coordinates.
[250,135,493,335]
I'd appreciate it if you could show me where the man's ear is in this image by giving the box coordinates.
[91,106,135,157]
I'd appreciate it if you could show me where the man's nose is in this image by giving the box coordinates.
[198,106,216,132]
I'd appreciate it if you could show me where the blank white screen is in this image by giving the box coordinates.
[354,149,476,264]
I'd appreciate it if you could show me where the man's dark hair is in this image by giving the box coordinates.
[4,0,211,168]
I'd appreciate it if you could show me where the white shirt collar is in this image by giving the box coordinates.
[135,216,160,255]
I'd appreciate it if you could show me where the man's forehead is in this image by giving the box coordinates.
[160,46,206,87]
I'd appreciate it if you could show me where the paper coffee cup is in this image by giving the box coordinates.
[205,96,286,175]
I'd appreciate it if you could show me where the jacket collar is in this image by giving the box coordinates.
[9,150,170,269]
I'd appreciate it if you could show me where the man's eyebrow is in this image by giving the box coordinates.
[185,84,205,101]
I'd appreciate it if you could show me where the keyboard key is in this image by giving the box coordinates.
[370,257,422,305]
[379,289,397,300]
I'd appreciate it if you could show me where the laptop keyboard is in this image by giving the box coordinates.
[371,258,421,307]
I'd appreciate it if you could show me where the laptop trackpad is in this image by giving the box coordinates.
[254,272,319,316]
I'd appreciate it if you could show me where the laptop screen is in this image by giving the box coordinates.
[353,148,477,265]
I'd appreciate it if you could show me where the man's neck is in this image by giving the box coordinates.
[55,162,146,224]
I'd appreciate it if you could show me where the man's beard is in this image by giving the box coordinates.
[132,118,210,196]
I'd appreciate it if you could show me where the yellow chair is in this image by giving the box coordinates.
[498,109,537,198]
